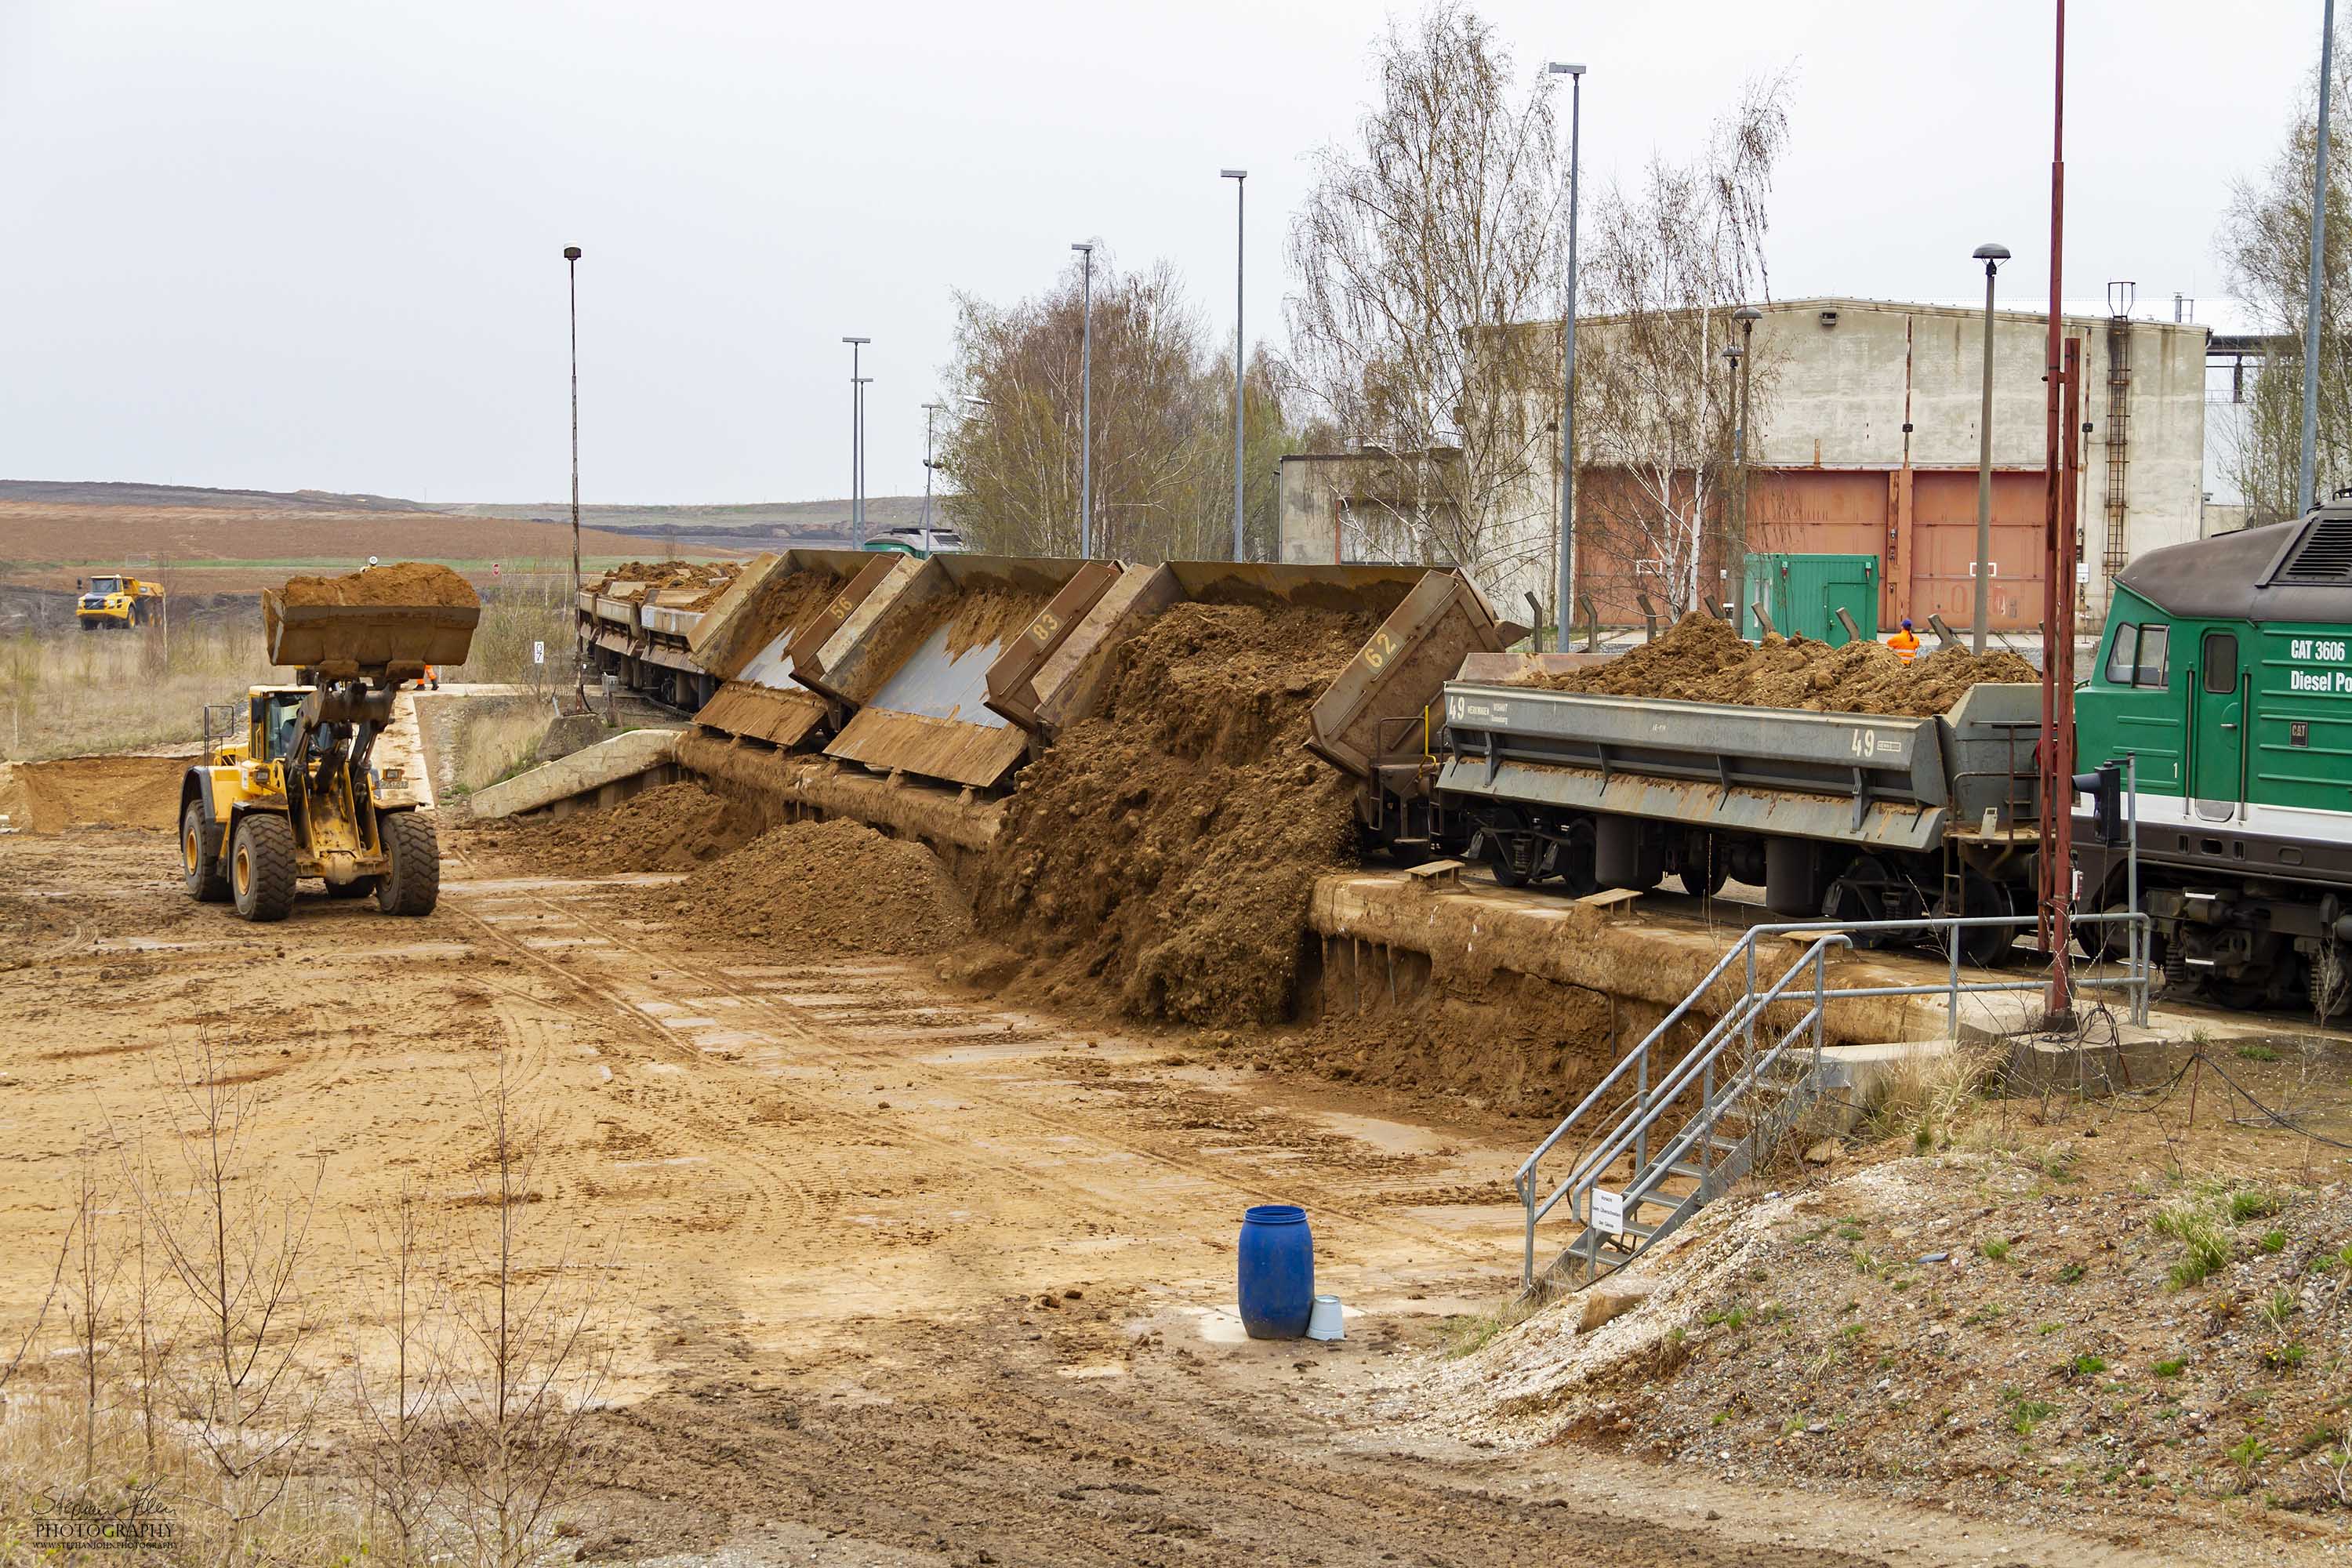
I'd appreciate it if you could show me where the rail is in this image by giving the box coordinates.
[1513,909,2151,1292]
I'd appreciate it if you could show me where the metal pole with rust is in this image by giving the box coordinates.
[2042,0,2075,1022]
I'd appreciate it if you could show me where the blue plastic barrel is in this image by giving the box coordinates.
[1236,1204,1314,1339]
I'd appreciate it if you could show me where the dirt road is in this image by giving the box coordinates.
[0,826,2283,1566]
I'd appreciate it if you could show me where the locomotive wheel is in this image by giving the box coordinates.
[1936,873,2015,967]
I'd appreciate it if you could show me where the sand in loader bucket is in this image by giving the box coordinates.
[264,563,481,677]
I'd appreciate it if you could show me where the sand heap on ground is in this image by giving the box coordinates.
[278,561,479,608]
[468,781,757,877]
[1517,612,2037,717]
[661,817,971,955]
[0,756,187,833]
[586,560,740,609]
[978,601,1382,1028]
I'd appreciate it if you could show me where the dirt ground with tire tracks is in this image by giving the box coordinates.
[0,815,2317,1566]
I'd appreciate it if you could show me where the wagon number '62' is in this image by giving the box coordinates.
[1849,727,1905,760]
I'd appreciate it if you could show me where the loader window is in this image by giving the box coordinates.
[89,576,122,596]
[256,694,303,763]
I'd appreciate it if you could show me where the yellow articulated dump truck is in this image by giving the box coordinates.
[75,572,165,630]
[179,564,480,922]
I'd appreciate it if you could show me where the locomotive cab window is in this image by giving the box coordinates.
[2103,622,2170,688]
[2201,631,2238,694]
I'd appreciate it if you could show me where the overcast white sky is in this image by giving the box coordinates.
[0,0,2319,506]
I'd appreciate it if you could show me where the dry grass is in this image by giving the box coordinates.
[451,703,554,795]
[0,622,274,762]
[1858,1041,2002,1155]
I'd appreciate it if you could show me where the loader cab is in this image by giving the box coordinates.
[89,575,123,597]
[249,688,308,765]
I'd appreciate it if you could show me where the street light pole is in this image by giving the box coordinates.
[921,401,947,538]
[1222,170,1248,561]
[1971,243,2011,653]
[563,245,585,707]
[1071,242,1096,557]
[2300,0,2337,515]
[1731,304,1760,621]
[842,337,869,545]
[1547,61,1585,651]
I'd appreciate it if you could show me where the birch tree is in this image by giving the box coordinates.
[1283,2,1565,590]
[938,257,1304,561]
[1577,74,1793,617]
[2218,23,2352,524]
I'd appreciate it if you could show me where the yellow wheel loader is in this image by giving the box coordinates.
[180,590,479,922]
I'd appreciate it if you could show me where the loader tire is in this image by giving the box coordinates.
[376,811,440,916]
[229,813,296,923]
[181,800,230,903]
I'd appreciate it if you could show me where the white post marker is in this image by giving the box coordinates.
[532,641,546,666]
[1590,1188,1626,1236]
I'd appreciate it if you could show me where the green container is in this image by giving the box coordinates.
[1740,552,1880,645]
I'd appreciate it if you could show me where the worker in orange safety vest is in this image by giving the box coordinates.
[1889,619,1922,663]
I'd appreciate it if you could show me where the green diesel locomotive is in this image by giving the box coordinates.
[2074,509,2352,1014]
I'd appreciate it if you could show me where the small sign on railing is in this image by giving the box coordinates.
[1590,1188,1626,1236]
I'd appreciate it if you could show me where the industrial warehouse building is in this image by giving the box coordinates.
[1278,296,2211,635]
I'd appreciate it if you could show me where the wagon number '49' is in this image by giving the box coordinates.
[1849,728,1903,760]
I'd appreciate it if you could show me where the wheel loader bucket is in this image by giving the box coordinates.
[261,593,480,681]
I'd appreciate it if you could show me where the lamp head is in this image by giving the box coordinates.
[1733,305,1762,324]
[1070,241,1094,255]
[562,246,583,261]
[1973,242,2012,267]
[843,336,869,345]
[1547,61,1586,76]
[1221,168,1247,180]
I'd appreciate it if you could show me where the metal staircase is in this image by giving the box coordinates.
[1512,909,2151,1294]
[1514,928,1841,1292]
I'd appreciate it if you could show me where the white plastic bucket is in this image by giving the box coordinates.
[1305,1294,1345,1341]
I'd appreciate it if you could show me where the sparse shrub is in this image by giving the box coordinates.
[2236,1044,2280,1063]
[2056,1262,2085,1283]
[2154,1357,2188,1377]
[2263,1343,2308,1371]
[1980,1239,2012,1262]
[2007,1395,2057,1436]
[2151,1203,2230,1288]
[2259,1229,2287,1254]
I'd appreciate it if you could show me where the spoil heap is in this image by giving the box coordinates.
[587,560,739,609]
[1517,612,2036,717]
[466,781,756,877]
[662,818,971,955]
[978,601,1381,1027]
[278,561,479,608]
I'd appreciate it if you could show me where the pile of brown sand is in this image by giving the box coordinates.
[278,561,480,609]
[978,601,1382,1027]
[1516,612,2036,717]
[466,781,757,877]
[0,756,187,833]
[586,560,739,608]
[661,818,971,955]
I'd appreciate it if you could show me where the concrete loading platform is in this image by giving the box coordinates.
[1306,862,2328,1116]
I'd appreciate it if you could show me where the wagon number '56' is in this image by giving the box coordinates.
[1849,728,1904,760]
